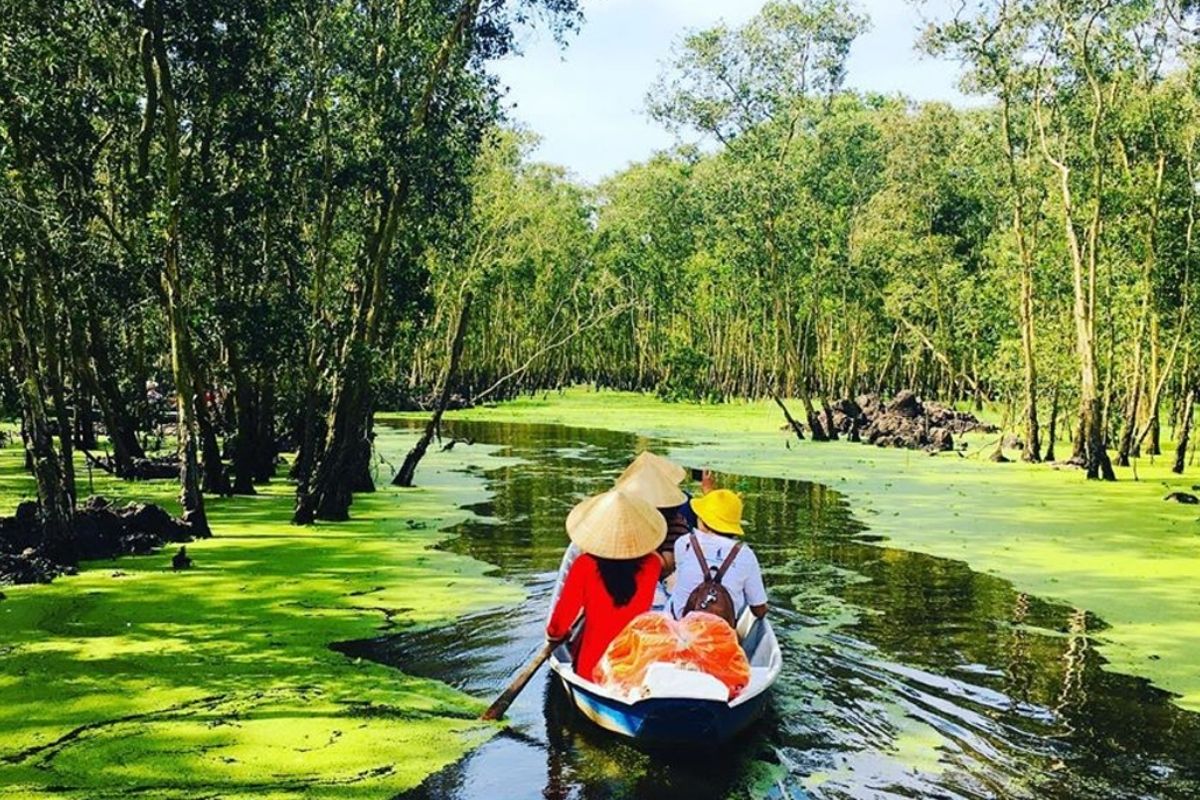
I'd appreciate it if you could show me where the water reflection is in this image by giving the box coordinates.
[342,419,1200,799]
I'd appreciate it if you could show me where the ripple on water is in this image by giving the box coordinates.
[337,419,1200,800]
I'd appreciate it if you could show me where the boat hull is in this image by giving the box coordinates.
[560,678,770,744]
[549,614,781,746]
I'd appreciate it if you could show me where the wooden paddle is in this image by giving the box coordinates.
[482,612,583,722]
[480,639,558,721]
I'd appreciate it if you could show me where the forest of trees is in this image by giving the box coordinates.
[417,0,1200,482]
[0,0,582,554]
[3,1,1200,561]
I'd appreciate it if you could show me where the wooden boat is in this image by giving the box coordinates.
[548,610,782,745]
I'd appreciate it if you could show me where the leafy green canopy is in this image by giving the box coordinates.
[411,0,1199,451]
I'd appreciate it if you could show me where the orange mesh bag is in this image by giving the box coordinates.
[596,611,751,700]
[596,612,678,693]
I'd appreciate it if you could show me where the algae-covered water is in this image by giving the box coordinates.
[0,434,520,799]
[433,391,1200,713]
[352,418,1200,799]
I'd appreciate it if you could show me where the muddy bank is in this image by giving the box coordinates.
[0,496,197,585]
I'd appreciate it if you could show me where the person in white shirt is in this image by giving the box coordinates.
[669,489,768,621]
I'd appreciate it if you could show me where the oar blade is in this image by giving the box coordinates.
[480,640,555,721]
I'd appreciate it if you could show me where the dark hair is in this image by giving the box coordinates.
[595,556,644,608]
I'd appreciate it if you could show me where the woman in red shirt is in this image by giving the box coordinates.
[546,488,666,682]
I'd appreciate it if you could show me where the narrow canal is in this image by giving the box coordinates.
[341,419,1200,799]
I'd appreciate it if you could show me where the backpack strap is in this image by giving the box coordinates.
[687,533,709,575]
[713,541,744,584]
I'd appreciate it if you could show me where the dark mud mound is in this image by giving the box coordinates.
[824,391,997,452]
[0,496,199,585]
[83,451,180,480]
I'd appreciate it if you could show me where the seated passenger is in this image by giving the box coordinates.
[550,450,694,611]
[546,489,666,681]
[617,452,712,544]
[668,489,768,623]
[614,459,687,580]
[615,452,715,575]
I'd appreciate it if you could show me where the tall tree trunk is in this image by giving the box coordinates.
[1116,297,1148,467]
[295,182,390,520]
[396,294,472,487]
[75,389,98,451]
[293,94,397,522]
[45,341,76,506]
[1146,314,1162,455]
[293,374,323,484]
[228,344,257,495]
[74,318,146,476]
[295,165,400,521]
[4,111,79,510]
[19,372,76,562]
[253,373,278,483]
[35,282,77,506]
[228,363,278,492]
[294,343,373,523]
[193,128,235,499]
[1035,101,1113,481]
[1045,384,1060,463]
[349,412,376,494]
[1174,384,1194,476]
[1001,92,1040,463]
[193,374,230,497]
[291,81,335,487]
[1018,261,1040,463]
[148,2,209,535]
[1118,150,1165,466]
[6,298,75,562]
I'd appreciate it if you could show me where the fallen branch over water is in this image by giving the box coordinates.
[772,395,806,442]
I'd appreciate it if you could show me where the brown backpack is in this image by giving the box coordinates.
[683,533,743,628]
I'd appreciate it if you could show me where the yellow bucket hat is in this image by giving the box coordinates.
[690,489,745,536]
[566,489,667,560]
[614,461,687,509]
[618,451,686,485]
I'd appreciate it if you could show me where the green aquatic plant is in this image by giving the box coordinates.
[0,429,521,798]
[5,391,1200,798]
[414,388,1200,712]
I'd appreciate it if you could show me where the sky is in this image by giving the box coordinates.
[489,0,979,183]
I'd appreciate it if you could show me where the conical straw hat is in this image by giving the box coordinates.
[614,461,687,509]
[618,451,686,485]
[566,489,667,560]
